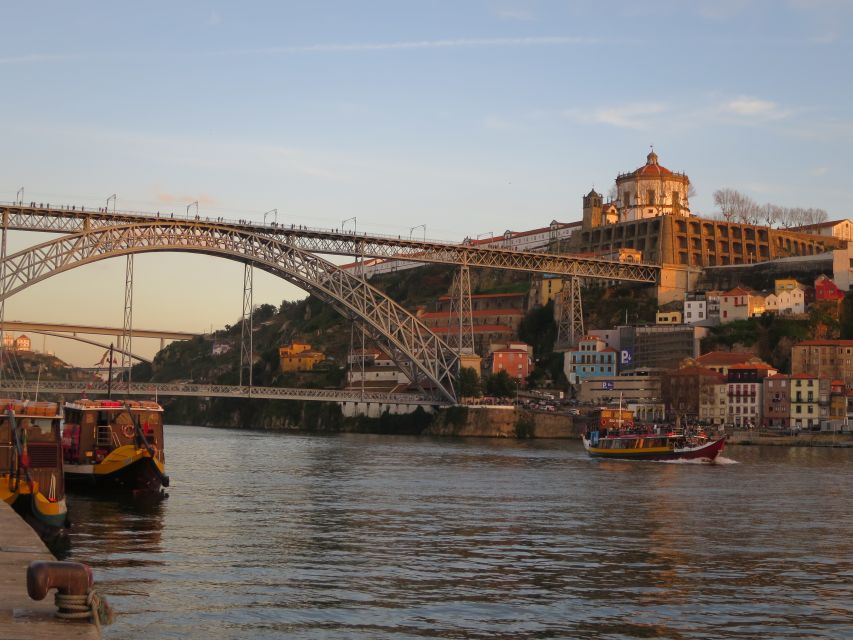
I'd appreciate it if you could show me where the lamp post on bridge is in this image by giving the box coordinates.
[106,194,116,213]
[263,209,277,226]
[409,224,426,241]
[187,201,198,220]
[16,187,24,205]
[342,216,357,235]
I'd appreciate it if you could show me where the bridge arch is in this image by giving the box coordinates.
[0,221,458,402]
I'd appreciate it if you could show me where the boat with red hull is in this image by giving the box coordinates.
[583,406,726,462]
[582,431,726,461]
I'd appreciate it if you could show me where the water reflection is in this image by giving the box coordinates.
[60,427,853,640]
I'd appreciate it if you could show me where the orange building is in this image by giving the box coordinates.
[279,341,325,372]
[491,343,533,386]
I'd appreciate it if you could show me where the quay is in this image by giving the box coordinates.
[0,502,99,639]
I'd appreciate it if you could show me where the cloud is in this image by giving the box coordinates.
[0,53,81,65]
[564,103,668,130]
[809,166,830,176]
[206,10,222,26]
[716,96,792,121]
[215,36,601,56]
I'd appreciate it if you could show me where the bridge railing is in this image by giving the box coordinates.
[0,379,443,405]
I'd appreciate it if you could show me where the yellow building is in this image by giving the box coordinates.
[279,341,326,372]
[656,310,682,324]
[533,275,563,306]
[774,278,800,295]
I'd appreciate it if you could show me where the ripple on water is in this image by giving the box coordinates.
[62,427,853,640]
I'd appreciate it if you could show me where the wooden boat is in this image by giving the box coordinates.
[582,404,726,462]
[0,399,68,537]
[62,399,169,495]
[582,430,726,461]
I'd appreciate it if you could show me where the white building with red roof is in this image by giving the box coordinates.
[615,150,692,223]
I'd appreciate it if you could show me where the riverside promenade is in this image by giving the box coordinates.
[0,503,99,639]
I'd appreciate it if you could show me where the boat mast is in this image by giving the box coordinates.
[107,343,114,400]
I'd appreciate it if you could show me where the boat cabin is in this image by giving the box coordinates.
[62,399,164,466]
[0,400,64,500]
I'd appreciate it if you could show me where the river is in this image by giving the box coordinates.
[62,425,853,639]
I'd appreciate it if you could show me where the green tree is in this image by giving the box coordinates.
[484,370,517,398]
[457,366,482,398]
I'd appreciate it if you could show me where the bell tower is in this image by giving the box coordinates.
[582,188,603,229]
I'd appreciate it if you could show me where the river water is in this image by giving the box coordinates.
[62,425,853,639]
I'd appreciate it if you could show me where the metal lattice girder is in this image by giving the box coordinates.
[240,263,253,388]
[119,254,134,388]
[0,378,448,405]
[555,277,584,349]
[0,221,460,403]
[0,204,659,283]
[447,265,474,355]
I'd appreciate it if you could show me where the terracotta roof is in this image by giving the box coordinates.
[723,286,754,296]
[421,309,523,319]
[630,151,674,178]
[431,324,514,334]
[695,351,758,365]
[670,365,726,380]
[796,339,853,347]
[832,379,845,386]
[793,220,850,231]
[438,292,525,300]
[728,363,775,370]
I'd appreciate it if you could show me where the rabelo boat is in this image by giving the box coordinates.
[62,399,169,495]
[0,399,68,537]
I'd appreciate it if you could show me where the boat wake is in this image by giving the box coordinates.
[660,455,739,465]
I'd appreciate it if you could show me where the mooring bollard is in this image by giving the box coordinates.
[26,560,113,629]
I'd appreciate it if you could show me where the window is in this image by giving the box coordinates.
[647,190,655,205]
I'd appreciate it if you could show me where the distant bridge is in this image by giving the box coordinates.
[0,320,198,341]
[0,379,443,406]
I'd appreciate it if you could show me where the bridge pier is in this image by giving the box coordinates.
[339,400,435,419]
[555,276,584,350]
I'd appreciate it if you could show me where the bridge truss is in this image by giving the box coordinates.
[0,221,460,402]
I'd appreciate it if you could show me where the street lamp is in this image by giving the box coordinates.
[342,216,357,234]
[264,209,278,226]
[106,193,117,213]
[409,224,426,241]
[16,187,24,205]
[187,201,199,219]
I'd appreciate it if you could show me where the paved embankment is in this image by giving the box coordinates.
[0,502,99,639]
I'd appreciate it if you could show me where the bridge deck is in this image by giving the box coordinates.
[1,203,660,282]
[0,379,446,406]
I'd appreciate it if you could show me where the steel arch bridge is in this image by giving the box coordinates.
[0,220,460,403]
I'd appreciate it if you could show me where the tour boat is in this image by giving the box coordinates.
[582,429,726,461]
[62,399,169,495]
[0,399,68,537]
[582,404,726,462]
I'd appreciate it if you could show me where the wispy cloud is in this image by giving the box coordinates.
[562,94,796,132]
[809,166,830,176]
[0,53,82,65]
[719,96,791,120]
[216,36,601,56]
[563,103,667,130]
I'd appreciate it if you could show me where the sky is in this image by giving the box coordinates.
[1,0,852,366]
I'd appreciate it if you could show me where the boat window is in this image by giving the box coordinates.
[21,418,56,442]
[137,411,162,427]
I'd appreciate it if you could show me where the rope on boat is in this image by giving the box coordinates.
[55,590,114,629]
